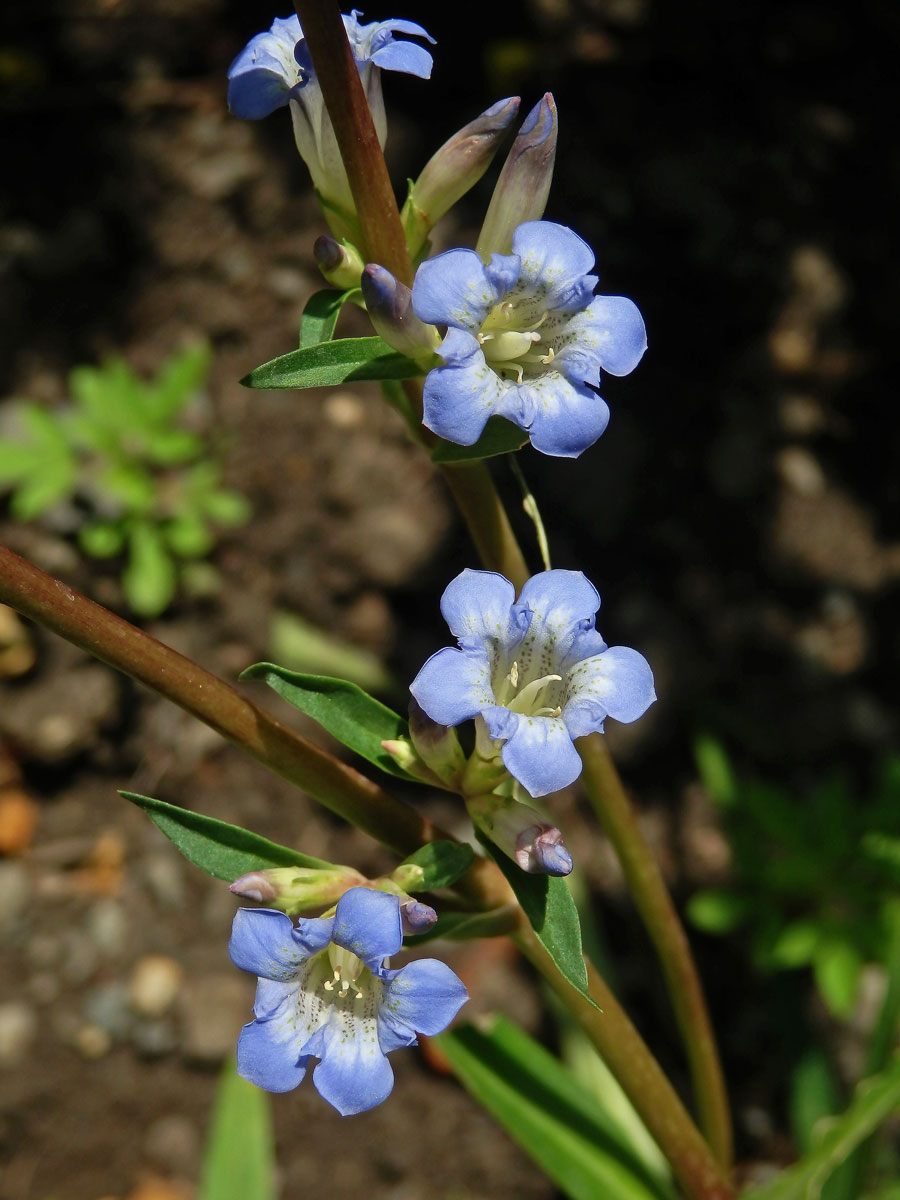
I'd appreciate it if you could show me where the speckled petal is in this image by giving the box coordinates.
[512,221,597,311]
[563,645,656,739]
[423,329,510,444]
[306,995,395,1115]
[483,708,583,797]
[230,908,312,980]
[567,295,648,377]
[412,249,503,331]
[410,646,494,726]
[378,959,468,1051]
[331,888,402,963]
[521,372,610,458]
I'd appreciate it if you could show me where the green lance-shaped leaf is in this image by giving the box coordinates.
[240,664,420,784]
[431,416,529,463]
[121,791,331,879]
[394,841,476,891]
[242,337,424,390]
[298,288,356,348]
[436,1016,677,1200]
[742,1054,900,1200]
[480,830,594,1007]
[198,1058,275,1200]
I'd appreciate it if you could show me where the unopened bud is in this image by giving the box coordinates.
[381,737,447,788]
[515,824,573,877]
[360,265,441,364]
[467,793,573,876]
[475,93,558,260]
[229,865,366,914]
[314,235,365,290]
[409,699,467,787]
[400,898,438,935]
[403,97,521,255]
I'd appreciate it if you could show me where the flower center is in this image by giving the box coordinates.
[497,659,564,718]
[322,944,367,1003]
[477,302,555,384]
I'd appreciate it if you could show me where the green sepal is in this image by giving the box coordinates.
[396,841,475,891]
[299,288,354,348]
[239,663,419,784]
[436,1016,678,1200]
[121,790,331,880]
[479,829,594,1007]
[241,337,424,390]
[431,416,529,463]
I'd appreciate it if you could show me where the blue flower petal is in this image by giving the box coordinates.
[563,645,656,739]
[512,221,597,311]
[379,959,468,1050]
[331,888,402,962]
[236,1015,310,1093]
[309,1012,395,1115]
[410,646,493,726]
[252,977,301,1021]
[412,250,500,330]
[522,373,610,458]
[440,568,517,645]
[570,295,648,377]
[484,708,584,797]
[369,39,433,78]
[515,570,600,648]
[230,908,310,980]
[423,331,509,444]
[227,18,304,118]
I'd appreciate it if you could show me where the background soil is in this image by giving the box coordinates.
[1,0,898,1196]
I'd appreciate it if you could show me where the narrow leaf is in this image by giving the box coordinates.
[299,288,352,347]
[242,337,423,390]
[400,841,475,890]
[437,1017,677,1200]
[121,790,331,879]
[743,1055,900,1200]
[240,663,417,782]
[480,831,594,1006]
[431,416,529,463]
[198,1058,275,1200]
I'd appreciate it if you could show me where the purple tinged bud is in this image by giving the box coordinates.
[403,97,521,255]
[515,824,573,877]
[361,265,441,363]
[467,793,575,876]
[313,235,365,290]
[400,899,438,935]
[475,93,558,260]
[230,872,279,903]
[229,865,367,914]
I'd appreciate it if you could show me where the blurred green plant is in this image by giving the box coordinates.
[0,346,250,616]
[688,737,900,1020]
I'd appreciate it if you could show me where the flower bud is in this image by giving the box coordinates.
[229,865,366,914]
[475,93,558,260]
[360,265,441,364]
[400,898,438,935]
[313,235,365,290]
[467,793,573,876]
[408,699,467,787]
[403,97,521,255]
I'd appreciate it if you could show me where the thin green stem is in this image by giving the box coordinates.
[291,0,412,285]
[578,734,733,1169]
[514,920,735,1200]
[439,461,530,590]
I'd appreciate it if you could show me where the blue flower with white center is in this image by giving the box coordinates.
[411,221,647,458]
[227,12,433,227]
[410,569,655,798]
[230,887,467,1114]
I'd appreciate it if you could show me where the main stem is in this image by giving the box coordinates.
[579,734,733,1169]
[515,920,735,1200]
[284,0,731,1178]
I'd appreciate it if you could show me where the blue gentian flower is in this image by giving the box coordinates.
[230,887,467,1114]
[410,569,655,798]
[411,221,647,457]
[227,12,433,227]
